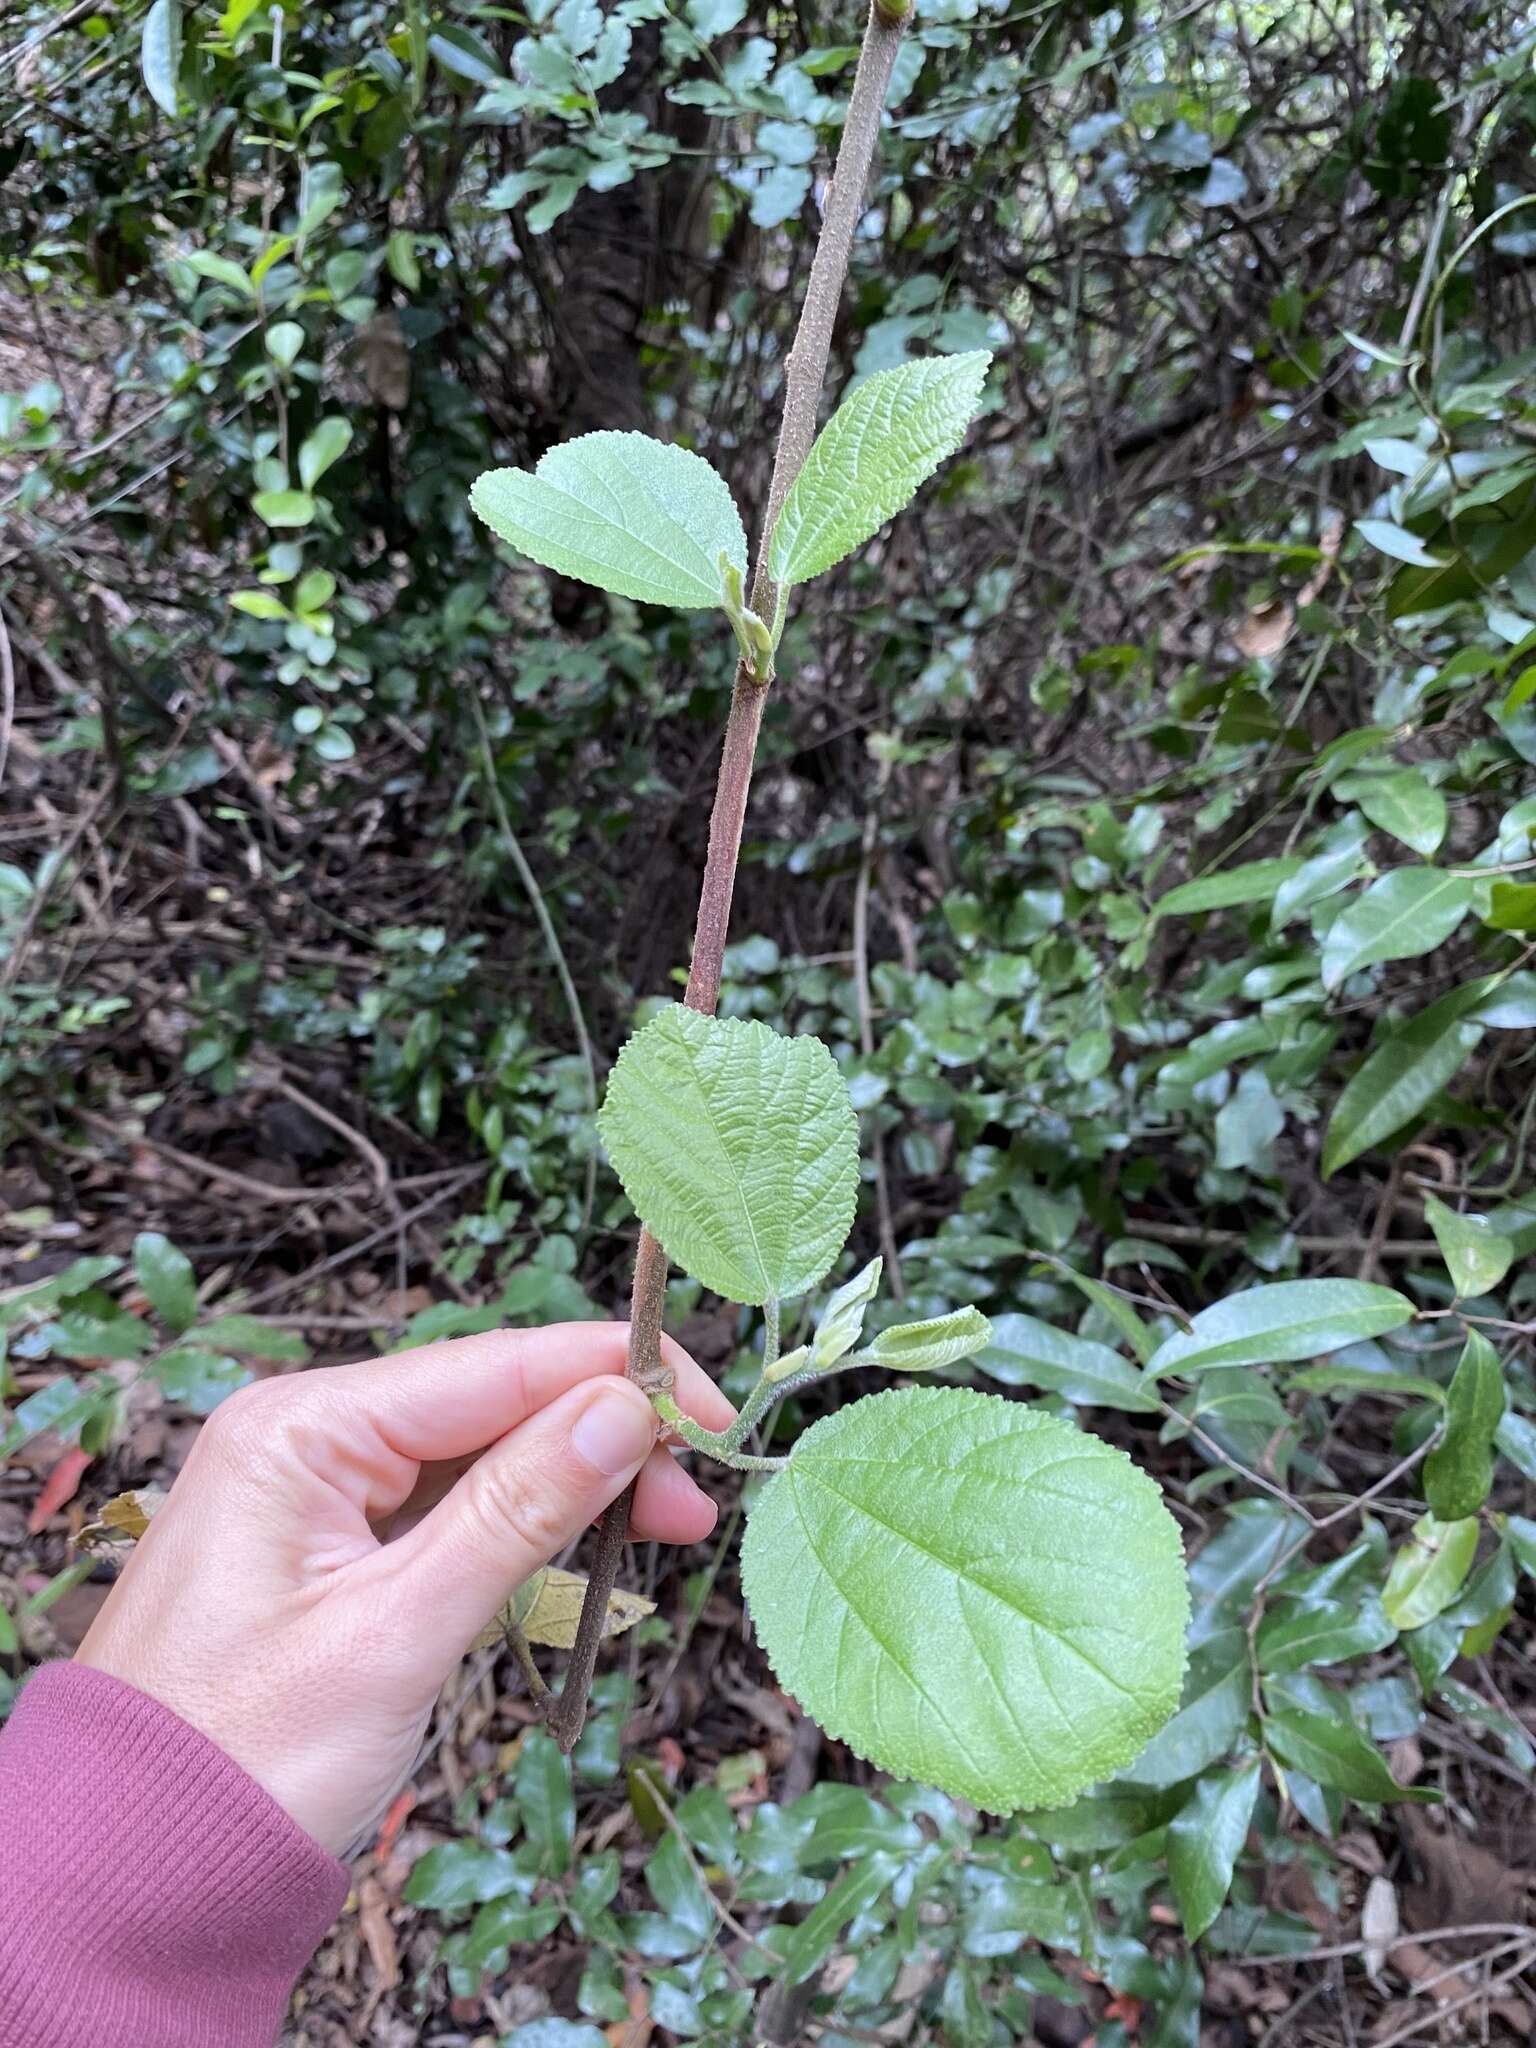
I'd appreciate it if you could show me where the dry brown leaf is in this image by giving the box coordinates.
[78,1485,167,1556]
[1361,1874,1399,1986]
[474,1566,654,1652]
[357,1875,399,1990]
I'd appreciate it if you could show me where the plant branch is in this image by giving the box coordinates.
[547,0,910,1753]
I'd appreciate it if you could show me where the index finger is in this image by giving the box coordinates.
[293,1323,734,1464]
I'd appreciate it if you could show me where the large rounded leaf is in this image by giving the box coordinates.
[599,1006,858,1305]
[471,433,747,609]
[740,1387,1189,1811]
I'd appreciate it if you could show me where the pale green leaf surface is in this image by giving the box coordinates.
[866,1306,992,1373]
[813,1257,882,1368]
[599,1006,858,1305]
[1146,1281,1414,1380]
[471,433,747,608]
[1351,769,1447,856]
[1321,868,1475,991]
[768,353,989,589]
[141,0,182,116]
[740,1387,1189,1812]
[1154,857,1304,918]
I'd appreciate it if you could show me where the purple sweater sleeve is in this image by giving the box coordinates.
[0,1661,349,2048]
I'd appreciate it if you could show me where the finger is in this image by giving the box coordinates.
[281,1322,733,1471]
[380,1375,661,1650]
[632,1444,719,1543]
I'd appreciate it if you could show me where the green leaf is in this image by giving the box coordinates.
[1321,980,1490,1176]
[1265,1708,1433,1802]
[471,433,747,609]
[978,1311,1159,1412]
[230,590,290,620]
[740,1386,1189,1812]
[768,352,990,589]
[864,1306,992,1373]
[1168,1759,1261,1939]
[1154,858,1305,918]
[193,1315,309,1361]
[151,1349,250,1413]
[44,1311,155,1360]
[1118,1629,1252,1788]
[1352,769,1447,856]
[516,1729,575,1877]
[403,1840,529,1908]
[386,229,421,292]
[1353,518,1447,568]
[811,1256,882,1367]
[1256,1595,1395,1674]
[185,249,253,297]
[1146,1281,1414,1380]
[252,489,316,527]
[771,1854,899,1986]
[298,417,352,491]
[1422,1196,1514,1298]
[599,1007,858,1306]
[264,320,304,370]
[141,0,181,114]
[1320,868,1475,992]
[1382,1513,1479,1629]
[1486,880,1536,930]
[1424,1332,1505,1520]
[133,1231,197,1334]
[644,1833,714,1943]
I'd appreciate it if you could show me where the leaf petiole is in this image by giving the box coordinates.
[652,1392,791,1472]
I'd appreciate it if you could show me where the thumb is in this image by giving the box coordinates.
[385,1375,659,1660]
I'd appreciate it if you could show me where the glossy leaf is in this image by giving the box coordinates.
[1382,1513,1479,1629]
[599,1006,858,1305]
[1321,980,1490,1176]
[769,353,990,588]
[865,1305,992,1373]
[1119,1628,1252,1788]
[298,416,352,489]
[1352,768,1446,856]
[516,1729,575,1876]
[1423,1331,1505,1519]
[1422,1197,1514,1299]
[977,1311,1159,1411]
[1320,868,1475,992]
[133,1231,197,1334]
[1154,857,1304,918]
[141,0,181,115]
[741,1386,1189,1812]
[472,433,747,608]
[1256,1595,1395,1674]
[1146,1281,1414,1380]
[1266,1707,1433,1802]
[1168,1759,1261,1938]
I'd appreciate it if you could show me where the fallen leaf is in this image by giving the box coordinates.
[357,1874,399,1989]
[28,1447,92,1533]
[1361,1874,1398,1986]
[474,1565,654,1651]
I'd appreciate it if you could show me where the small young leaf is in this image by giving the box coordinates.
[298,416,352,490]
[472,433,748,609]
[185,249,252,297]
[1423,1331,1505,1520]
[1168,1758,1261,1939]
[1421,1196,1514,1299]
[811,1256,882,1367]
[1382,1513,1479,1629]
[1146,1281,1414,1380]
[768,352,990,589]
[252,489,316,527]
[1320,868,1475,991]
[133,1230,197,1334]
[864,1305,992,1373]
[599,1006,858,1306]
[740,1386,1189,1812]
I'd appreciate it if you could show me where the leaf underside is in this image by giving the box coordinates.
[470,431,747,609]
[599,1005,859,1305]
[768,352,990,589]
[740,1386,1190,1812]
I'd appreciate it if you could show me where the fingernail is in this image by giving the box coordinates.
[571,1382,655,1476]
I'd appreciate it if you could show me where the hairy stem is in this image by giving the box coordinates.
[547,0,909,1754]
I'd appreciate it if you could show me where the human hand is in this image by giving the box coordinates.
[76,1324,731,1856]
